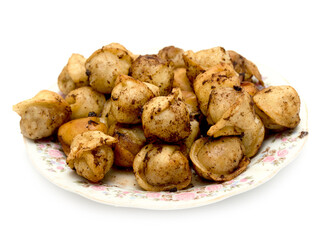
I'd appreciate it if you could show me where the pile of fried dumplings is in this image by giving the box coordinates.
[13,43,301,192]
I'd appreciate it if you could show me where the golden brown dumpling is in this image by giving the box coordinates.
[67,131,117,182]
[65,86,106,119]
[130,55,174,95]
[110,75,159,124]
[133,144,192,191]
[104,42,139,61]
[227,50,264,86]
[158,46,185,68]
[57,117,108,156]
[13,90,71,139]
[206,86,244,125]
[241,115,265,157]
[253,85,301,131]
[58,53,89,95]
[207,87,254,135]
[183,46,233,82]
[189,137,250,181]
[85,46,133,94]
[141,88,190,142]
[207,87,265,157]
[112,124,146,168]
[193,63,240,116]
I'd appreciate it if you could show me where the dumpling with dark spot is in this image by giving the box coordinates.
[133,144,192,191]
[67,131,117,182]
[110,74,159,124]
[253,85,301,131]
[189,136,250,181]
[13,90,71,139]
[141,88,190,142]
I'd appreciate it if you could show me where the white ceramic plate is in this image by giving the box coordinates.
[24,64,308,210]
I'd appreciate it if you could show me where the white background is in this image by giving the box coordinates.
[1,0,326,239]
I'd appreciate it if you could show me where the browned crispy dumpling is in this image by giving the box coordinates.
[158,46,185,68]
[189,137,250,181]
[141,88,191,142]
[241,115,265,157]
[58,53,89,95]
[206,86,246,125]
[85,46,133,94]
[65,86,106,119]
[133,144,192,191]
[207,87,265,157]
[57,117,108,156]
[13,90,71,139]
[228,50,264,86]
[67,131,117,182]
[104,42,139,61]
[130,54,174,95]
[193,63,240,116]
[110,75,159,124]
[253,85,301,131]
[183,46,233,82]
[112,124,146,168]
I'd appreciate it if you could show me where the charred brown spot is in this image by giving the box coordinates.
[202,80,208,85]
[86,69,91,77]
[223,116,231,121]
[115,131,126,137]
[88,111,97,117]
[156,146,163,153]
[299,131,308,139]
[239,132,245,138]
[233,85,242,91]
[144,54,159,61]
[91,149,101,166]
[88,120,99,126]
[168,187,177,192]
[117,53,125,59]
